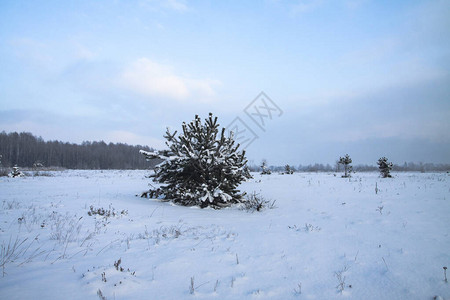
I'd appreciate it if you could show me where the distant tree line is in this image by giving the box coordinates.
[248,161,450,173]
[1,131,449,172]
[0,131,160,169]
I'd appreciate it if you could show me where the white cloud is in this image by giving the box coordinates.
[120,58,220,102]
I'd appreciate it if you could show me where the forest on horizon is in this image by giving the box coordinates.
[0,131,159,169]
[1,131,449,172]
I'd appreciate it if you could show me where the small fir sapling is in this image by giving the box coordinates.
[284,164,294,174]
[338,154,352,178]
[377,157,393,178]
[140,113,252,209]
[9,165,23,178]
[260,160,271,175]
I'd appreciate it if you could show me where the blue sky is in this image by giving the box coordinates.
[0,0,449,165]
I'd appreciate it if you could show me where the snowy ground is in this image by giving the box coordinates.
[0,170,449,299]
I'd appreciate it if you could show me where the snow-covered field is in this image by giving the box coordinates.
[0,170,449,299]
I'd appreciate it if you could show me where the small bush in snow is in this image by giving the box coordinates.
[1,235,41,277]
[293,283,302,295]
[334,265,350,293]
[113,258,135,276]
[376,205,384,215]
[2,200,21,210]
[377,157,393,178]
[32,161,44,169]
[97,289,107,300]
[288,223,321,232]
[241,192,276,212]
[140,113,252,209]
[87,205,128,218]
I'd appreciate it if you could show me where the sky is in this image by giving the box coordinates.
[0,0,449,166]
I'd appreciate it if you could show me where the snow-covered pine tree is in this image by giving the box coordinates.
[260,160,271,175]
[140,113,252,209]
[9,165,23,178]
[338,154,352,178]
[377,157,393,178]
[284,164,294,174]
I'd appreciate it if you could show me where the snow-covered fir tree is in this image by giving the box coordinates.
[260,160,271,175]
[9,165,23,178]
[377,157,393,178]
[338,154,353,178]
[140,113,252,209]
[284,164,294,174]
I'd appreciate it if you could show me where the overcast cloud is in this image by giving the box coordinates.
[0,0,449,165]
